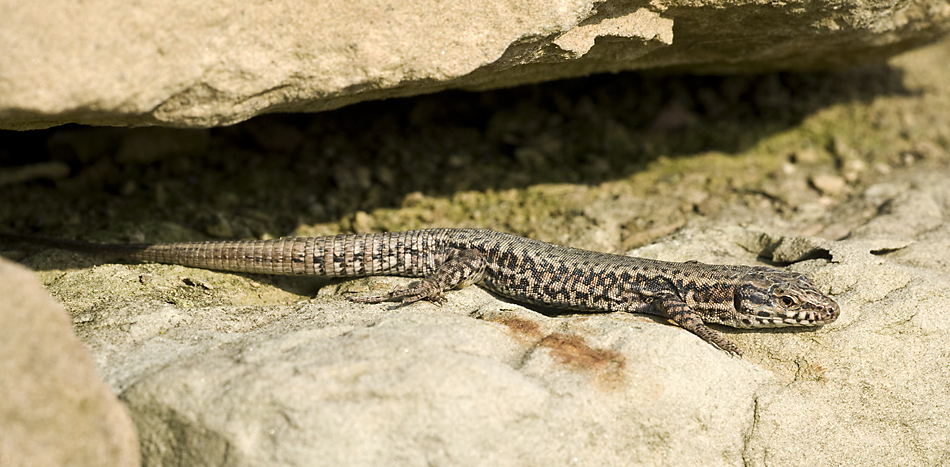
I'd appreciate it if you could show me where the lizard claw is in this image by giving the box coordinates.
[348,281,446,305]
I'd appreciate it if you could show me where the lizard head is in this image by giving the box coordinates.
[729,267,840,329]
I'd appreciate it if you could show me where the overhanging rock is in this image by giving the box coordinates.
[1,0,948,129]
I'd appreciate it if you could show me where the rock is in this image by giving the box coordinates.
[4,162,941,465]
[72,282,779,466]
[1,0,948,130]
[809,173,848,196]
[0,258,140,467]
[741,177,950,465]
[614,169,950,465]
[120,301,771,466]
[0,161,70,186]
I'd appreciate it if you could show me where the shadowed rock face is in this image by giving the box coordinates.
[1,0,948,130]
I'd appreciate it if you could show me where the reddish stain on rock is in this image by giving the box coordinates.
[495,316,541,337]
[539,333,625,386]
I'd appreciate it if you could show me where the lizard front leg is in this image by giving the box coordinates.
[349,248,487,304]
[655,295,742,356]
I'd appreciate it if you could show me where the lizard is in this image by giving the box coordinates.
[0,228,840,356]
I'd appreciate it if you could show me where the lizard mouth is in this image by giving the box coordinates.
[748,304,840,327]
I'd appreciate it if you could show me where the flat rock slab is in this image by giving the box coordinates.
[2,0,949,129]
[120,301,769,466]
[6,163,940,466]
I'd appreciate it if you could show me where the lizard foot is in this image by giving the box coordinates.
[348,280,447,305]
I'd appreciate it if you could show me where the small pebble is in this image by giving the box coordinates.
[809,173,847,196]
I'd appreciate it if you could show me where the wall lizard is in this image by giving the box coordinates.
[0,228,840,356]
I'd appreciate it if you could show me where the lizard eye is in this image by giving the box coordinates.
[780,296,795,307]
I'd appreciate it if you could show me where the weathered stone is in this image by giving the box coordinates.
[810,172,848,196]
[0,162,939,465]
[1,0,948,130]
[0,258,140,467]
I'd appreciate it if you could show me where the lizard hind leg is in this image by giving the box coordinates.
[348,248,487,305]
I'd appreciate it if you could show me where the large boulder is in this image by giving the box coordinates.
[0,258,140,467]
[1,0,948,129]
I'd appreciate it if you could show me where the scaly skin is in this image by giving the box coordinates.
[0,228,840,355]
